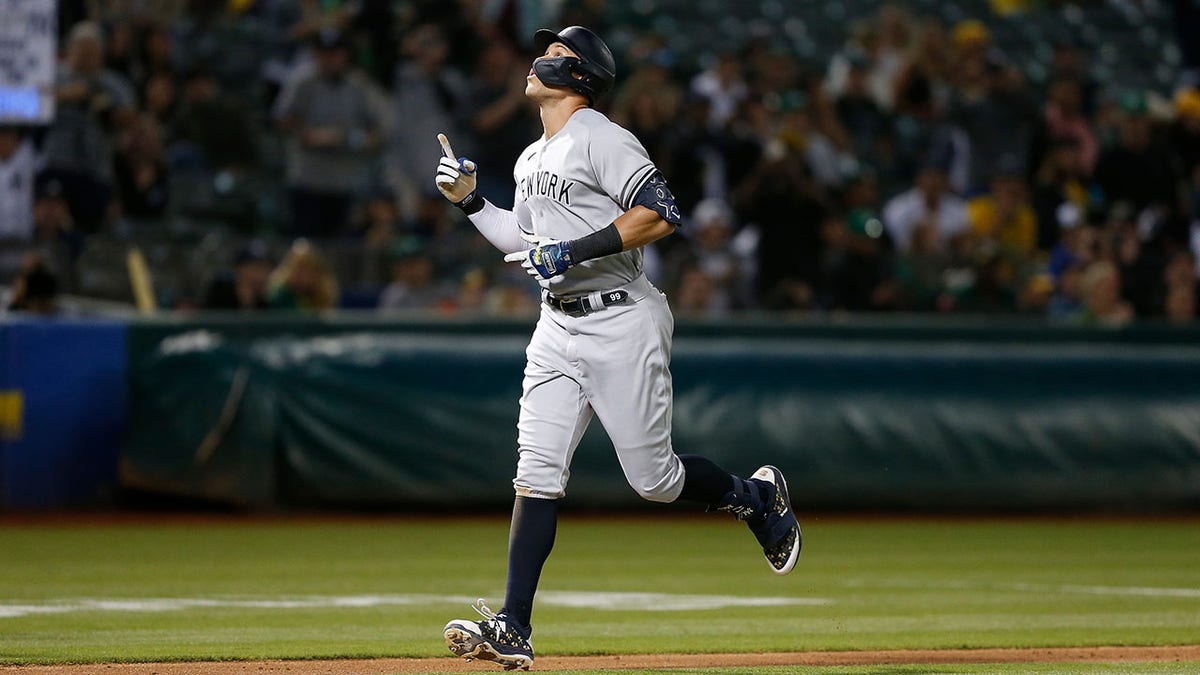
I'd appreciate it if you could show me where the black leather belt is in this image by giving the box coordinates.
[544,289,630,316]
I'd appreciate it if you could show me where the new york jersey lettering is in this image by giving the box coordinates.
[520,170,575,206]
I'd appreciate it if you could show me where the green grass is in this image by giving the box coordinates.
[0,517,1197,665]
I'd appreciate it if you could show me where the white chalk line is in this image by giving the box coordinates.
[839,578,1200,599]
[0,591,832,619]
[1008,583,1200,598]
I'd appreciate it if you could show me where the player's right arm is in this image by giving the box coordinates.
[433,133,527,254]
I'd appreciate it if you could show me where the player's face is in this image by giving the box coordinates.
[527,42,580,99]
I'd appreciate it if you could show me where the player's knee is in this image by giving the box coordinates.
[513,465,567,499]
[637,488,675,503]
[629,475,683,503]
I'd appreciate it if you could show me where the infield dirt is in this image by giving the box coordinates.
[3,646,1200,674]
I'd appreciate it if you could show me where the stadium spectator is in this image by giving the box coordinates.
[1048,261,1086,321]
[948,19,992,86]
[1033,77,1098,177]
[1175,0,1200,89]
[352,185,407,284]
[893,17,953,118]
[964,159,1040,310]
[173,66,259,171]
[835,50,891,163]
[41,21,137,232]
[1160,249,1198,321]
[29,2,1198,321]
[0,127,36,242]
[946,48,1039,193]
[6,255,59,315]
[140,71,179,129]
[868,3,916,111]
[32,179,75,244]
[465,37,539,208]
[1169,88,1200,191]
[104,20,139,84]
[1164,281,1197,323]
[275,28,383,236]
[136,23,178,91]
[203,241,272,311]
[1047,39,1100,118]
[889,104,970,197]
[113,115,170,220]
[1095,202,1162,317]
[721,94,775,196]
[1032,136,1090,251]
[480,273,539,317]
[891,220,963,312]
[690,50,749,130]
[266,239,339,311]
[389,23,469,216]
[1079,259,1134,327]
[671,263,721,317]
[882,156,969,254]
[658,94,718,215]
[611,48,684,168]
[826,8,908,113]
[775,91,846,190]
[821,171,893,311]
[664,198,748,313]
[94,0,187,25]
[1047,203,1097,282]
[734,140,828,311]
[347,0,401,88]
[377,241,447,312]
[1092,91,1182,217]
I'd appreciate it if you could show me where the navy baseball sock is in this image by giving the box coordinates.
[677,454,737,505]
[679,454,771,524]
[502,496,558,631]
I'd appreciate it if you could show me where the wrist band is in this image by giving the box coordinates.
[455,192,485,215]
[569,223,624,262]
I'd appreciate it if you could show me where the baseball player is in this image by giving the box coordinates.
[435,26,801,671]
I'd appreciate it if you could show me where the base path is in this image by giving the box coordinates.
[4,646,1199,674]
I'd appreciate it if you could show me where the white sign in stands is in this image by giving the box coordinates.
[0,0,57,124]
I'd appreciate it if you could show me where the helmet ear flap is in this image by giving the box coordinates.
[533,55,600,103]
[572,60,614,98]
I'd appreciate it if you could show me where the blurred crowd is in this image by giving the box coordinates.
[2,0,1199,324]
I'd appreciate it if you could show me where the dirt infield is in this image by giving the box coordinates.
[4,646,1199,674]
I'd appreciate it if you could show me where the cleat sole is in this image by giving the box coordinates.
[444,623,533,671]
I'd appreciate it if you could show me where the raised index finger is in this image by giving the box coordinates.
[437,133,455,159]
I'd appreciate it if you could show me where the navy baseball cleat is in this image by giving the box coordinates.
[444,599,534,671]
[748,465,802,575]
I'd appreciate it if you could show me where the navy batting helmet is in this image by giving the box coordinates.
[532,26,616,103]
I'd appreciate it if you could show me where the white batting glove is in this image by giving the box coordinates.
[504,232,571,281]
[433,133,477,204]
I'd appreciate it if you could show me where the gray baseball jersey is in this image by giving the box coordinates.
[509,108,685,504]
[513,108,656,296]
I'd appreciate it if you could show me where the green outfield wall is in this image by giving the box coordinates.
[120,315,1200,511]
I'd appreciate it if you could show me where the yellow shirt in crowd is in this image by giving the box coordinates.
[966,196,1038,255]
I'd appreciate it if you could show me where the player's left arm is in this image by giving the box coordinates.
[613,204,675,250]
[506,169,682,279]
